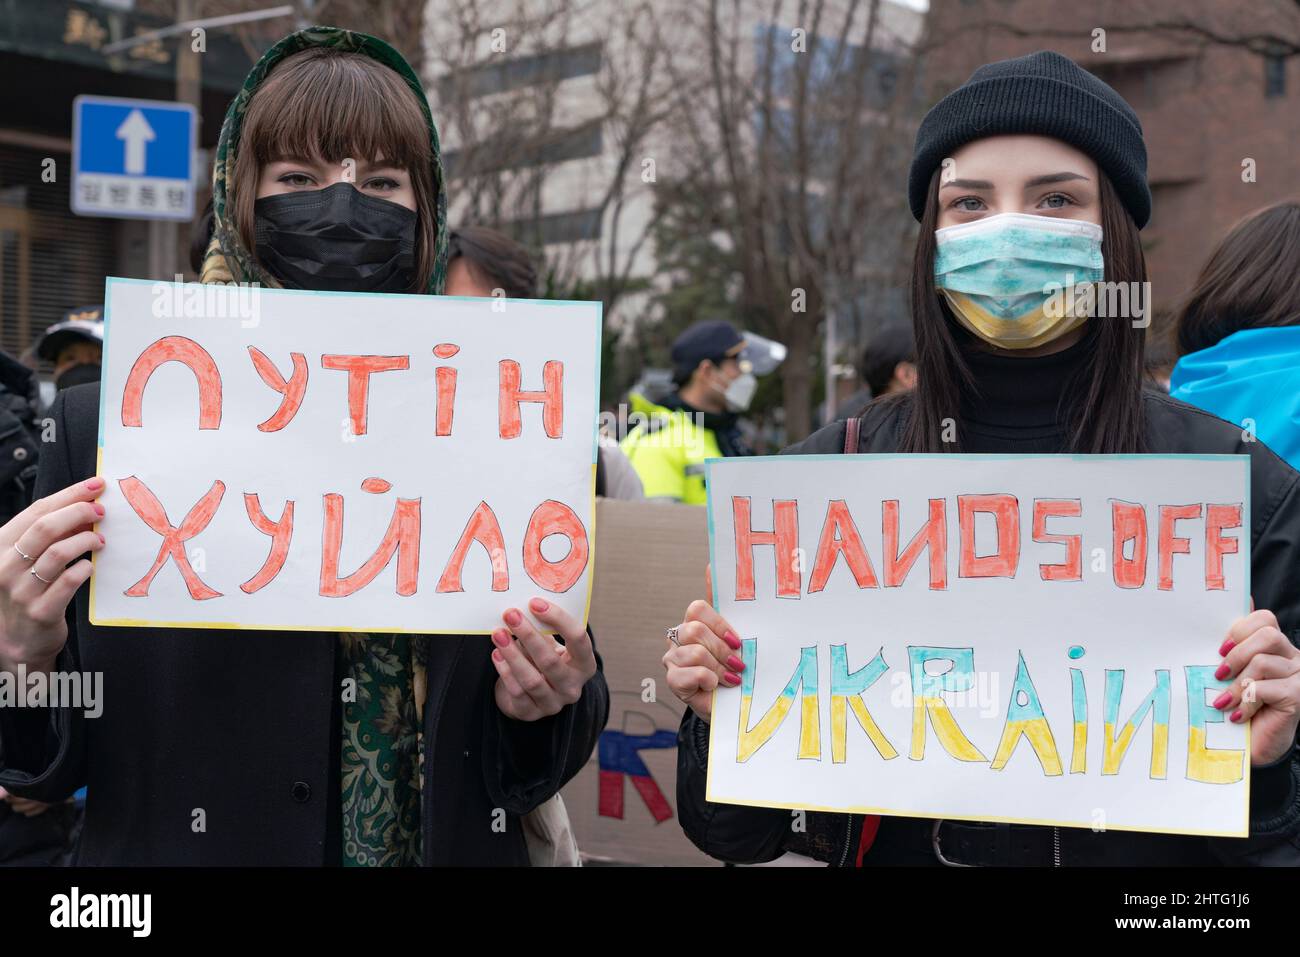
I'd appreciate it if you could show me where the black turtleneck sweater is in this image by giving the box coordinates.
[957,333,1093,454]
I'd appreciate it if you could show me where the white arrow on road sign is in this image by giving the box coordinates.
[115,109,156,176]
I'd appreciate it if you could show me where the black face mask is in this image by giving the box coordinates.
[253,182,418,293]
[55,362,101,391]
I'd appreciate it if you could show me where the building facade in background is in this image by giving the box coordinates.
[423,0,672,336]
[424,0,926,438]
[424,1,923,330]
[0,0,274,366]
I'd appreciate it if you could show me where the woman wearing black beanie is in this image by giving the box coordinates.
[666,51,1300,866]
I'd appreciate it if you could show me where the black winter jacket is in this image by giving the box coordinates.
[0,384,609,865]
[0,350,41,527]
[677,390,1300,866]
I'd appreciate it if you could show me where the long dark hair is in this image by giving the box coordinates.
[1174,200,1300,356]
[897,168,1148,454]
[447,226,538,299]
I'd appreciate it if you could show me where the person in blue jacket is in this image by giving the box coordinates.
[1170,201,1300,470]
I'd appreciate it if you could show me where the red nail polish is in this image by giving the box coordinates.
[1212,691,1232,710]
[726,655,745,672]
[722,630,742,650]
[530,597,549,612]
[1229,710,1243,723]
[491,649,503,663]
[722,672,741,686]
[97,533,105,545]
[93,503,105,517]
[1214,663,1230,681]
[1219,639,1235,657]
[491,630,510,648]
[504,609,522,627]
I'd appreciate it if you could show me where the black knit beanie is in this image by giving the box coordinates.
[908,50,1151,228]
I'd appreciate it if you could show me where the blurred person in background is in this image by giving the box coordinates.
[445,225,642,502]
[621,319,784,504]
[836,323,917,422]
[36,307,103,393]
[0,351,40,527]
[1170,200,1300,469]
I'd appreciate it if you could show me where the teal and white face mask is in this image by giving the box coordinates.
[933,212,1104,349]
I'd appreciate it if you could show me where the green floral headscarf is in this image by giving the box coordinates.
[202,25,449,295]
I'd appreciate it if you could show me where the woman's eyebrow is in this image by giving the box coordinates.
[270,155,324,168]
[1023,171,1090,188]
[352,159,406,174]
[940,178,994,190]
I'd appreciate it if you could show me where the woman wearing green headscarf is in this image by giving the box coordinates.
[0,27,608,867]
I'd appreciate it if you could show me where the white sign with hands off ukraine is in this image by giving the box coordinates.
[704,453,1251,837]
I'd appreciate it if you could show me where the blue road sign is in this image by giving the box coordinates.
[72,95,197,221]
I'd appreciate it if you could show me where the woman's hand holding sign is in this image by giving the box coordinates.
[1215,607,1300,766]
[490,597,597,721]
[662,564,745,724]
[0,478,106,675]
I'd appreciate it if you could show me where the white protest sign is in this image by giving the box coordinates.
[705,454,1251,837]
[91,277,600,634]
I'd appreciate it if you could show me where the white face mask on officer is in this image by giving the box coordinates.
[708,355,757,412]
[720,370,757,412]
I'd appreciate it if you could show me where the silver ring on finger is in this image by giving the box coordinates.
[665,625,681,646]
[29,567,53,585]
[12,543,35,563]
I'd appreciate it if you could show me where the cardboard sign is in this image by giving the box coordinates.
[91,277,601,634]
[705,454,1251,838]
[564,498,719,866]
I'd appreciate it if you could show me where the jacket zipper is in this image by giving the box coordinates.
[1052,825,1060,866]
[839,814,857,867]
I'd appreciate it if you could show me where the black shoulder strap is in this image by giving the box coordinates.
[595,446,608,497]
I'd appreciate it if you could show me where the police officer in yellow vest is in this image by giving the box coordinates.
[621,320,785,504]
